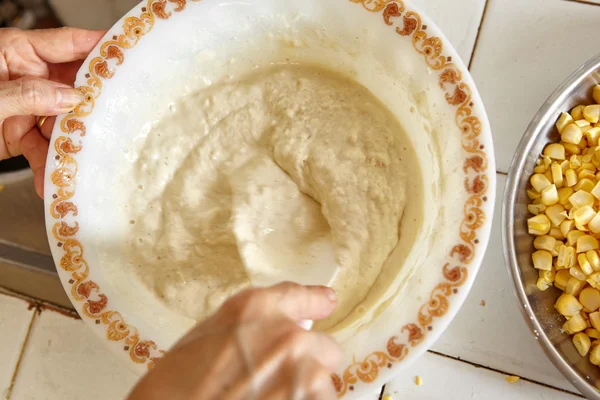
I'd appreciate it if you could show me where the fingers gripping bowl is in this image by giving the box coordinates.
[44,0,494,397]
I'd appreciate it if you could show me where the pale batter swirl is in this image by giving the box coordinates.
[124,65,416,331]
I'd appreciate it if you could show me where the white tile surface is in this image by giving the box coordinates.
[357,389,383,400]
[383,352,581,399]
[0,295,35,398]
[470,0,600,173]
[430,174,577,392]
[10,310,138,400]
[410,0,486,64]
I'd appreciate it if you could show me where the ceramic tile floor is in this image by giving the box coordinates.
[4,0,600,398]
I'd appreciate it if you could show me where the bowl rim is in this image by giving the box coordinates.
[503,51,600,399]
[43,0,495,397]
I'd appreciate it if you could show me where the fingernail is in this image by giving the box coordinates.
[325,288,337,302]
[56,88,85,109]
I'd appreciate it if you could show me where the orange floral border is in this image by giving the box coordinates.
[331,1,489,397]
[47,0,490,396]
[49,0,199,370]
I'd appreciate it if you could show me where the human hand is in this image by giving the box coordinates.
[0,27,104,198]
[128,283,343,400]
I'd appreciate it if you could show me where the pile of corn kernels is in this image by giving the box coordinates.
[527,85,600,365]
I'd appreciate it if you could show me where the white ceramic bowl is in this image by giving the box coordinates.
[44,0,495,397]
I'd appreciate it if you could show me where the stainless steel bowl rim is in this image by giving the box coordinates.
[503,52,600,399]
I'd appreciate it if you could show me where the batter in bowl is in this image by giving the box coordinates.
[122,64,421,331]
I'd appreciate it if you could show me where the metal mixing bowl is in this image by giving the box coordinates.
[504,53,600,399]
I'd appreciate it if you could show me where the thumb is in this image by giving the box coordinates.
[267,282,338,322]
[0,77,84,121]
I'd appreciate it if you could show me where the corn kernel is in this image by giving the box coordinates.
[585,105,600,124]
[595,148,600,163]
[580,253,595,275]
[532,250,552,270]
[571,155,583,169]
[528,214,551,236]
[531,174,551,192]
[556,293,584,317]
[542,184,559,205]
[536,277,551,291]
[589,273,600,289]
[563,124,584,145]
[576,177,596,191]
[573,105,586,120]
[588,128,600,147]
[528,204,543,215]
[558,187,574,205]
[588,251,600,271]
[534,235,556,252]
[567,230,586,246]
[593,85,600,104]
[582,134,592,145]
[505,376,520,384]
[571,265,587,280]
[565,142,582,155]
[581,161,596,170]
[564,312,587,334]
[578,235,600,253]
[557,245,568,268]
[566,277,587,296]
[580,288,600,312]
[570,190,595,208]
[527,189,541,200]
[543,156,552,169]
[551,163,564,187]
[552,241,562,257]
[539,268,555,283]
[575,221,590,232]
[556,269,572,288]
[557,112,575,133]
[587,328,600,339]
[560,245,577,267]
[549,227,565,240]
[590,312,600,331]
[585,130,600,146]
[566,169,578,187]
[574,332,592,356]
[577,119,592,128]
[561,220,575,237]
[574,206,596,226]
[591,344,600,365]
[591,182,600,201]
[546,204,566,227]
[590,213,600,233]
[544,143,566,160]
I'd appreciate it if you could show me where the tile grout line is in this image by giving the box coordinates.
[4,306,40,400]
[467,0,491,71]
[0,289,80,320]
[427,350,585,398]
[564,0,600,7]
